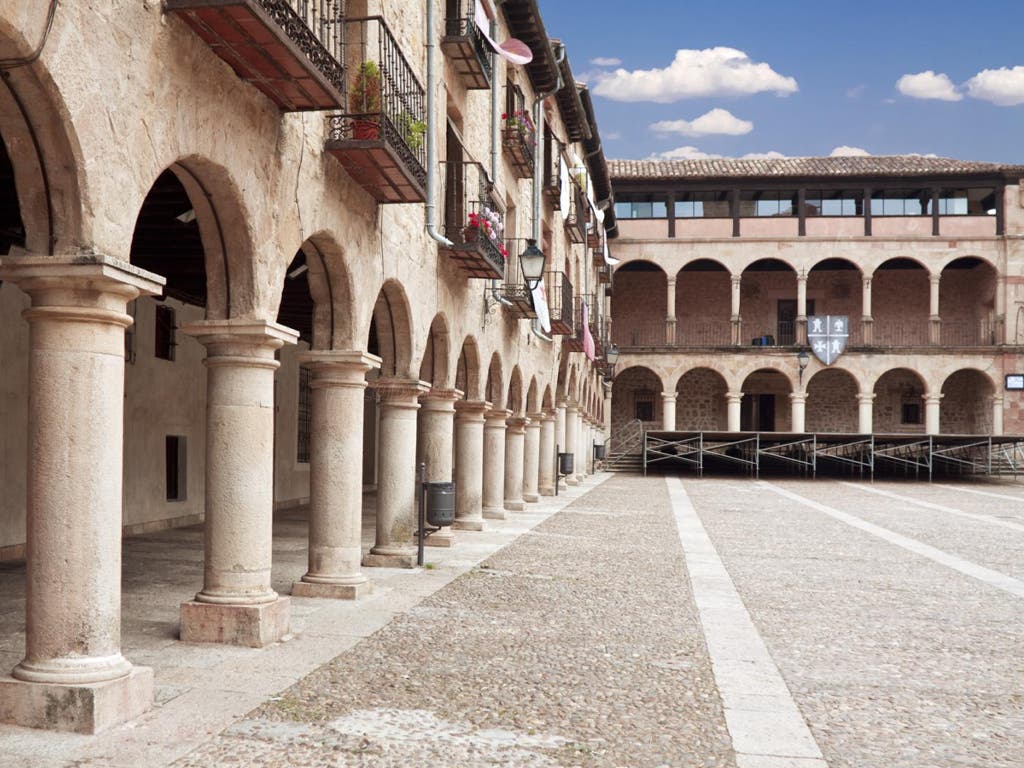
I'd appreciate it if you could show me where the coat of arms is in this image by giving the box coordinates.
[807,315,848,365]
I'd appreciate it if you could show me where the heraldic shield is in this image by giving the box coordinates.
[807,315,848,365]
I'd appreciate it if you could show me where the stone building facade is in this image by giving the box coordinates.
[607,156,1024,443]
[0,0,615,732]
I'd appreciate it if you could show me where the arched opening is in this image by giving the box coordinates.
[367,280,414,379]
[872,258,929,345]
[873,368,926,434]
[611,365,662,448]
[419,314,451,389]
[506,366,523,415]
[542,384,554,412]
[740,258,797,346]
[675,368,728,430]
[807,258,863,345]
[939,258,998,345]
[740,368,792,431]
[526,377,539,415]
[611,260,667,347]
[805,368,859,433]
[485,353,503,406]
[0,135,25,254]
[676,259,731,346]
[455,336,481,400]
[941,370,994,434]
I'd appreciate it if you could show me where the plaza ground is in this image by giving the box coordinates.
[1,473,1022,767]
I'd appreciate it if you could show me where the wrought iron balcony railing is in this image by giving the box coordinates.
[499,239,538,319]
[165,0,345,111]
[441,0,493,89]
[564,182,587,244]
[542,133,564,208]
[546,270,574,336]
[439,160,506,280]
[324,16,426,203]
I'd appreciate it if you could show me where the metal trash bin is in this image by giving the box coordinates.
[593,443,606,461]
[558,452,575,476]
[425,481,456,527]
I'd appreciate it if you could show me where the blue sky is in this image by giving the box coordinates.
[538,0,1024,163]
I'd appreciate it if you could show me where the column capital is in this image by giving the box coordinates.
[455,398,490,419]
[485,408,512,425]
[856,392,876,405]
[526,411,545,423]
[923,392,944,405]
[929,272,942,285]
[420,387,464,411]
[182,319,299,351]
[789,392,808,404]
[731,274,742,287]
[862,276,872,287]
[726,390,743,404]
[797,272,808,284]
[541,410,557,423]
[661,391,676,401]
[0,249,165,301]
[990,394,1005,406]
[506,416,528,433]
[372,377,430,405]
[298,350,382,388]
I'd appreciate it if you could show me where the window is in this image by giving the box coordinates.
[154,304,176,361]
[166,435,187,501]
[674,190,731,218]
[806,189,862,216]
[901,402,922,425]
[614,198,667,219]
[870,189,930,216]
[635,390,655,422]
[739,189,799,217]
[935,187,996,215]
[297,366,312,463]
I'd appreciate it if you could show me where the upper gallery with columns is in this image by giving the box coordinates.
[0,0,615,733]
[605,156,1024,440]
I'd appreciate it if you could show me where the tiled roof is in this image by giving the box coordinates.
[609,156,1024,181]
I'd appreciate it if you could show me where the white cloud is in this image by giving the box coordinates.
[830,145,871,157]
[965,66,1024,105]
[593,47,797,103]
[895,71,962,101]
[603,131,622,141]
[590,57,622,67]
[647,147,787,161]
[846,84,867,100]
[740,151,787,159]
[650,108,753,137]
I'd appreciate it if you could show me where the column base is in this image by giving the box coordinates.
[504,500,526,511]
[292,579,372,600]
[538,486,555,496]
[362,550,416,569]
[523,492,539,503]
[452,518,484,531]
[565,477,579,486]
[415,529,455,548]
[482,507,508,520]
[0,666,153,734]
[180,597,291,648]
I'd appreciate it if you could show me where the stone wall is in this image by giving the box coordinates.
[610,367,662,449]
[940,370,992,434]
[873,369,926,433]
[805,369,859,432]
[676,368,727,430]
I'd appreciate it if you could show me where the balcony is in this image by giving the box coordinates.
[598,264,611,284]
[502,85,535,180]
[499,239,538,319]
[564,182,586,244]
[542,134,564,209]
[439,160,506,280]
[165,0,345,111]
[564,294,592,353]
[324,16,426,203]
[546,270,574,335]
[441,0,493,89]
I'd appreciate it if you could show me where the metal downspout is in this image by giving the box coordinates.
[425,0,453,247]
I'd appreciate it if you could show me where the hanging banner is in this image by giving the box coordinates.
[559,156,571,218]
[532,281,551,334]
[475,1,533,65]
[582,301,595,361]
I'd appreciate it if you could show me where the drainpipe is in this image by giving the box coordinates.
[424,0,453,247]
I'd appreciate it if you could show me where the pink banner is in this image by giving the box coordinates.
[582,301,595,361]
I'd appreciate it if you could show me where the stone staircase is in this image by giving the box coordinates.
[601,419,645,473]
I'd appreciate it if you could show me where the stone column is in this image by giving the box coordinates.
[924,393,943,435]
[415,388,461,547]
[726,391,743,431]
[483,408,511,518]
[796,271,808,345]
[731,274,742,345]
[555,400,567,452]
[523,413,542,502]
[790,392,807,433]
[453,400,487,530]
[575,408,587,481]
[991,394,1005,436]
[661,391,677,430]
[666,276,677,345]
[504,416,527,511]
[564,403,579,484]
[363,379,428,568]
[292,351,380,600]
[929,273,942,345]
[861,276,873,345]
[538,411,556,495]
[0,254,161,733]
[179,319,298,648]
[857,393,875,434]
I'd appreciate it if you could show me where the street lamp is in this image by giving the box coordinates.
[797,349,810,385]
[518,239,546,290]
[605,344,619,366]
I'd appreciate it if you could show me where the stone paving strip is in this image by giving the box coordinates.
[666,477,827,768]
[174,474,737,767]
[761,481,1024,598]
[841,482,1024,532]
[687,478,1024,768]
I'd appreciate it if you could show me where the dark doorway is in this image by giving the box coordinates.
[777,299,814,345]
[741,394,776,431]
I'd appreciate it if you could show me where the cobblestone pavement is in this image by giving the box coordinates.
[175,475,736,767]
[685,477,1024,768]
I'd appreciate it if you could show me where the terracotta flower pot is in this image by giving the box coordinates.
[351,119,380,140]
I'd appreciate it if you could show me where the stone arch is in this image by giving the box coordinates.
[938,257,999,345]
[277,232,357,350]
[485,352,503,405]
[542,383,554,411]
[526,376,539,414]
[0,49,85,254]
[418,313,451,388]
[555,353,569,401]
[871,257,930,346]
[807,258,863,343]
[872,367,927,434]
[612,260,667,346]
[741,258,798,346]
[611,365,663,441]
[805,368,859,433]
[367,279,414,378]
[675,259,732,346]
[567,365,579,403]
[455,335,481,400]
[506,365,524,414]
[739,368,793,431]
[675,367,728,430]
[940,368,995,434]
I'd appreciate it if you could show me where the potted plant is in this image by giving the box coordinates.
[463,207,507,263]
[398,111,426,151]
[349,61,382,140]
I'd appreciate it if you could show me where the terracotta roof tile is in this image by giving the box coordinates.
[608,156,1024,181]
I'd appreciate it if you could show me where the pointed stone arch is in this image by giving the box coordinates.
[526,376,539,414]
[485,352,504,405]
[418,313,452,388]
[507,365,524,415]
[455,335,482,400]
[367,279,414,378]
